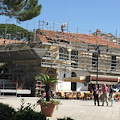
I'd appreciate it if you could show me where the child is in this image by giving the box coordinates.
[110,96,114,107]
[109,85,114,107]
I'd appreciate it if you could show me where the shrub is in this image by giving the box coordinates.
[13,109,46,120]
[0,102,16,120]
[84,92,92,97]
[114,93,120,98]
[12,99,46,120]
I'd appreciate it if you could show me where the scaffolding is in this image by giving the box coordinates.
[0,20,120,95]
[38,20,120,75]
[0,22,47,96]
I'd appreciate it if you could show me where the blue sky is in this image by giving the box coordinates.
[1,0,120,36]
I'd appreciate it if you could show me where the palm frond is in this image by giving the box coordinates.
[35,73,58,85]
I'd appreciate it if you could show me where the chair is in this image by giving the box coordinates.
[65,92,73,99]
[77,92,84,100]
[60,92,65,99]
[72,92,77,99]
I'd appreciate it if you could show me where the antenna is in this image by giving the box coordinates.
[116,29,117,38]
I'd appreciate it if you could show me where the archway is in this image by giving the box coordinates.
[71,72,77,91]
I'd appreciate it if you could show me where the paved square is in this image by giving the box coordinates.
[0,97,120,120]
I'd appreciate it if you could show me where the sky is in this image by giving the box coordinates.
[1,0,120,36]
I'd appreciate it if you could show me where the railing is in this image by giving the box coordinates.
[0,81,31,97]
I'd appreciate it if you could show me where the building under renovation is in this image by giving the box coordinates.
[0,21,120,96]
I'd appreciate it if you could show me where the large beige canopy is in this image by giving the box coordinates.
[63,76,86,83]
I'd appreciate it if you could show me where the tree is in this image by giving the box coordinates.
[35,73,58,101]
[0,23,33,40]
[0,0,42,21]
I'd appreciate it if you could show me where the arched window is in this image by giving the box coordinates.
[45,68,56,77]
[71,72,77,77]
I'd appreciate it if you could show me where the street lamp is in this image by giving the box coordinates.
[95,45,101,86]
[88,44,105,86]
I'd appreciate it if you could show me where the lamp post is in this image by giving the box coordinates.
[88,44,109,88]
[95,45,101,86]
[88,44,102,86]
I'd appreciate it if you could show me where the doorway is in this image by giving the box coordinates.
[71,72,77,91]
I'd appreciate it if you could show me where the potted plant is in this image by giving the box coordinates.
[35,73,61,117]
[84,92,93,100]
[114,93,120,100]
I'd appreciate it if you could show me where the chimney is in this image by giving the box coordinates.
[96,29,101,36]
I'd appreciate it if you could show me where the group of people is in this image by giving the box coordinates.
[93,84,114,106]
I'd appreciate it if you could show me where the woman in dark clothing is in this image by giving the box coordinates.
[93,85,100,106]
[109,85,113,98]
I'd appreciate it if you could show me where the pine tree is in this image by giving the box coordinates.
[0,0,42,21]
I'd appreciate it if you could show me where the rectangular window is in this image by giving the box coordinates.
[71,51,78,68]
[92,53,97,67]
[111,55,116,71]
[59,48,69,60]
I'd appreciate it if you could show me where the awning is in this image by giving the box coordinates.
[90,81,118,85]
[90,75,119,84]
[91,75,118,82]
[63,75,120,84]
[63,76,86,83]
[0,48,47,62]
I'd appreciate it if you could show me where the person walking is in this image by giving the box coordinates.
[102,84,109,106]
[93,85,100,106]
[109,85,113,99]
[109,85,114,106]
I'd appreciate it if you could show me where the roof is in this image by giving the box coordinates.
[37,29,120,48]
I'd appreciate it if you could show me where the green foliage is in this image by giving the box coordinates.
[37,98,61,110]
[0,102,16,120]
[0,0,42,21]
[84,92,92,97]
[35,73,58,101]
[37,98,47,107]
[50,99,61,105]
[0,24,33,40]
[57,117,74,120]
[12,98,46,120]
[114,93,120,98]
[0,99,46,120]
[84,93,92,95]
[99,88,102,93]
[35,73,58,85]
[50,99,61,110]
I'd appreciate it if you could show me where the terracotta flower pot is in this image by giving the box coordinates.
[40,102,55,117]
